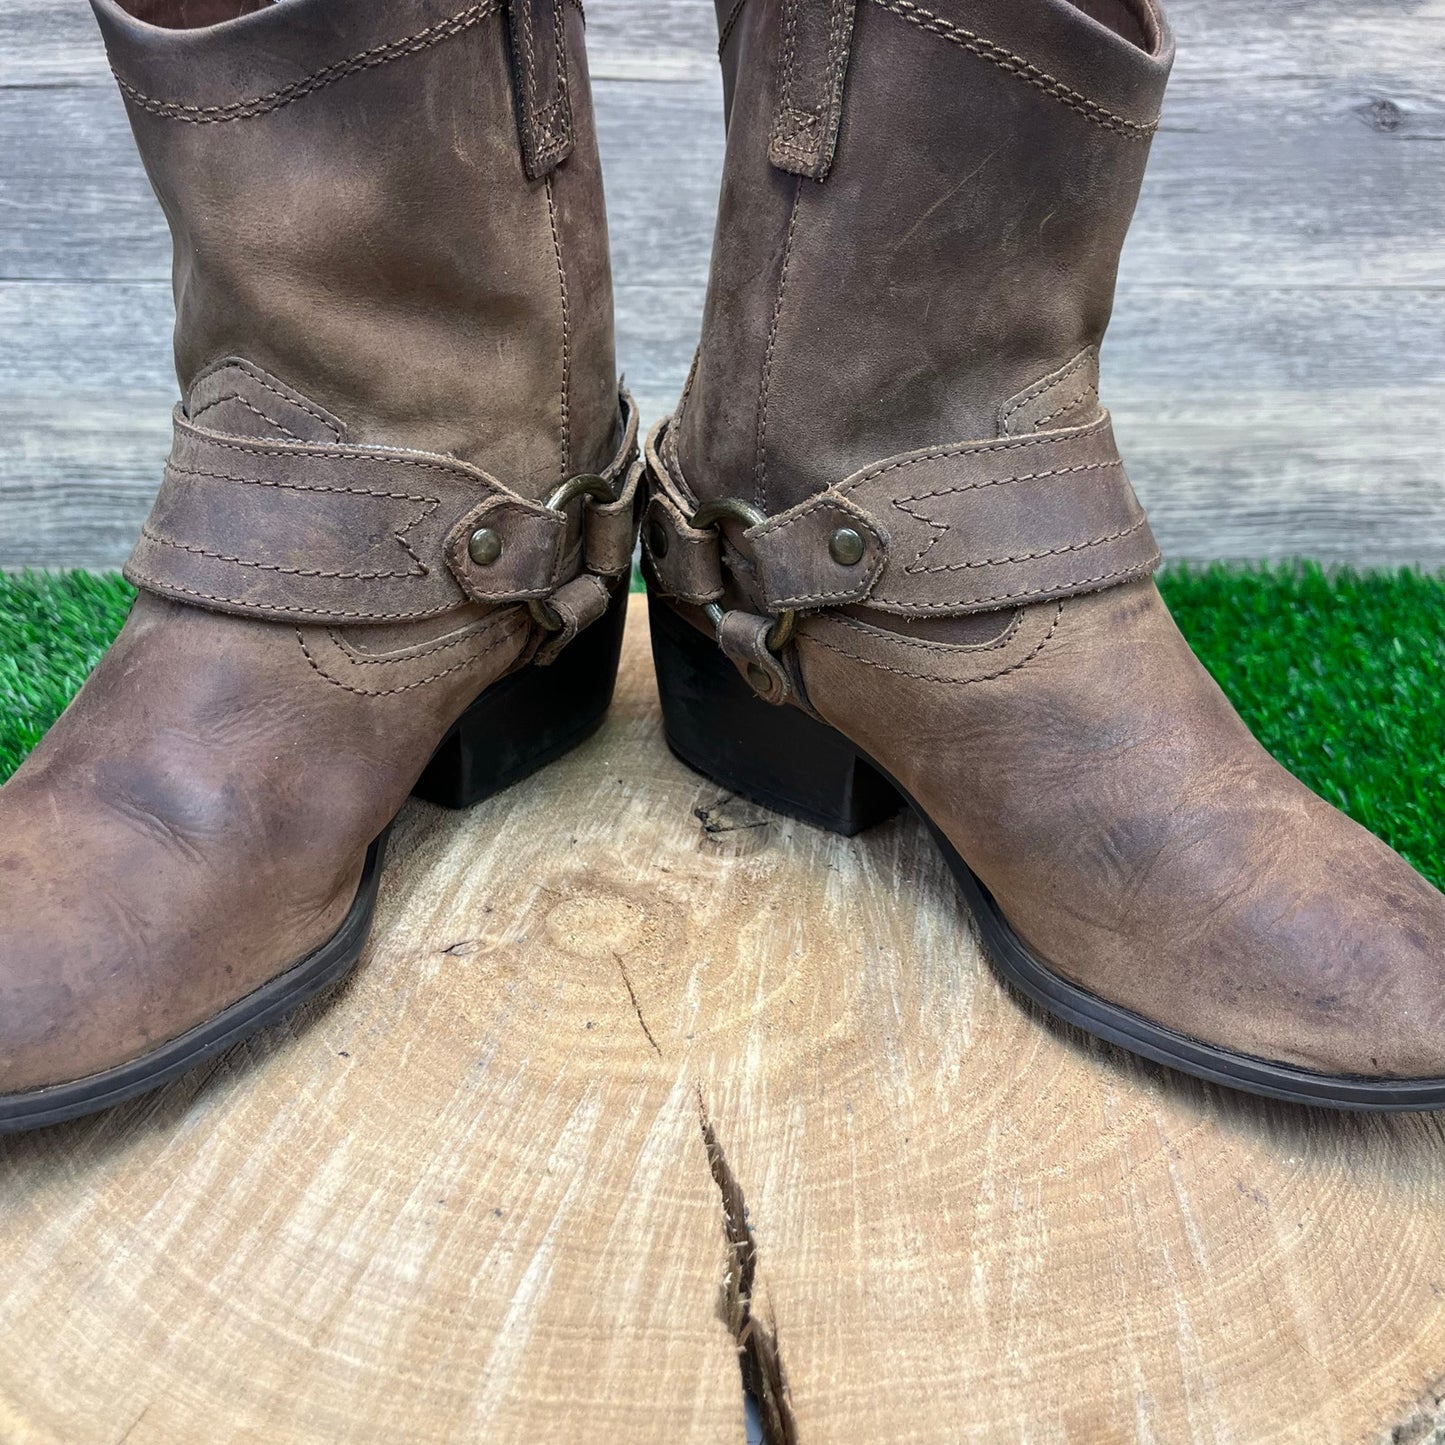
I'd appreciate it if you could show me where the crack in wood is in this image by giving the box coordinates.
[615,952,662,1058]
[698,1090,797,1445]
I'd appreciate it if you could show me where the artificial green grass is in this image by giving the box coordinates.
[2,565,1442,889]
[0,572,136,782]
[1155,564,1444,891]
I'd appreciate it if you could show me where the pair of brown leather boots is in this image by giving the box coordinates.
[2,0,1442,1133]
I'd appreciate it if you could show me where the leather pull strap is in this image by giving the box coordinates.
[752,414,1160,616]
[505,0,574,180]
[769,0,856,180]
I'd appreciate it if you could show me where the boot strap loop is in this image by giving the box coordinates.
[504,0,575,180]
[127,387,639,629]
[769,0,858,181]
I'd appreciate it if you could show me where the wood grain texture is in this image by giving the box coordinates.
[1,597,1442,1444]
[2,0,1444,568]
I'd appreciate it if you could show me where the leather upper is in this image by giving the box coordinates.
[0,0,628,1096]
[648,0,1445,1082]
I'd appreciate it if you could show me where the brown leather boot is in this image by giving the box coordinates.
[0,0,638,1131]
[644,0,1445,1110]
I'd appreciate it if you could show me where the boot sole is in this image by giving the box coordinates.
[648,593,1445,1114]
[0,590,630,1134]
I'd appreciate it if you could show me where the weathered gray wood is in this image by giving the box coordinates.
[2,0,1444,567]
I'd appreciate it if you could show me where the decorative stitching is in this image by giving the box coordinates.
[717,0,749,56]
[545,174,573,483]
[138,525,426,581]
[804,602,1063,684]
[836,414,1113,495]
[163,460,441,507]
[821,0,852,147]
[772,0,801,152]
[770,583,871,606]
[831,610,1025,654]
[123,568,455,622]
[173,430,481,480]
[191,359,344,439]
[190,393,300,440]
[296,615,525,696]
[894,457,1123,505]
[113,2,502,125]
[869,557,1161,612]
[519,0,540,143]
[868,0,1158,141]
[755,178,803,514]
[1000,348,1096,430]
[895,513,1148,575]
[551,0,572,157]
[334,624,507,667]
[1032,385,1097,432]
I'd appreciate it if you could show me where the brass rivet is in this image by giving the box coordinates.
[829,526,866,566]
[647,517,670,559]
[468,527,502,566]
[746,663,774,694]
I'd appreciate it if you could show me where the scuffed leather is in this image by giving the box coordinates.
[798,583,1445,1079]
[667,0,1445,1080]
[0,0,621,1095]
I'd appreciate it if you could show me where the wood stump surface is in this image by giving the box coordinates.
[1,596,1443,1445]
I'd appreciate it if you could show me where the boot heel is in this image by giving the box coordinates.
[647,592,902,837]
[412,586,630,810]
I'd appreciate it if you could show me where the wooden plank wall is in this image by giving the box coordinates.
[1,0,1443,569]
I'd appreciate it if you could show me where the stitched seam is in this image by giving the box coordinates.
[772,0,800,154]
[717,0,749,55]
[113,2,502,125]
[895,457,1123,505]
[870,557,1161,611]
[297,616,525,696]
[174,432,476,478]
[551,0,572,157]
[139,526,426,581]
[1000,348,1095,429]
[836,416,1111,494]
[868,0,1158,141]
[190,394,300,440]
[338,631,491,667]
[821,0,850,139]
[773,584,872,605]
[519,0,540,148]
[164,461,440,506]
[898,514,1148,575]
[830,610,1025,654]
[545,174,572,482]
[1032,386,1097,431]
[805,602,1063,684]
[201,359,344,438]
[124,568,453,621]
[755,179,804,514]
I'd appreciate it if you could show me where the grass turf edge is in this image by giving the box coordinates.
[1,563,1441,890]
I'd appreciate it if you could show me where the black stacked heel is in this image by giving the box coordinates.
[413,585,630,810]
[647,591,902,836]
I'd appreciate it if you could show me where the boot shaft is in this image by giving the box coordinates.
[679,0,1174,514]
[91,0,617,498]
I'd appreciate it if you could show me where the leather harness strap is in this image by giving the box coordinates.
[644,410,1159,619]
[127,388,639,627]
